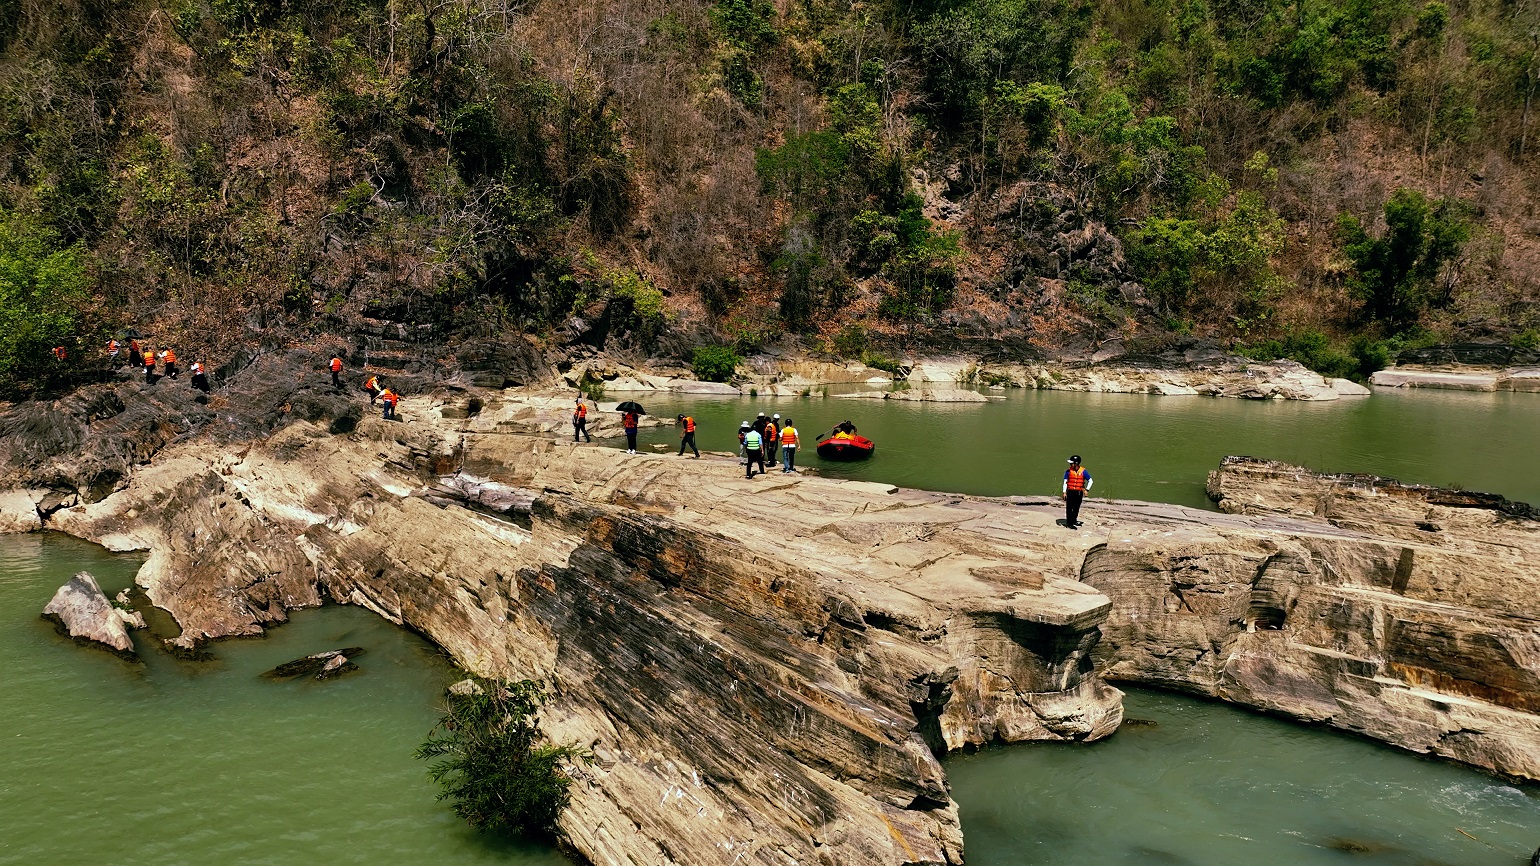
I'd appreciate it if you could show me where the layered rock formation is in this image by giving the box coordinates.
[5,367,1539,862]
[17,390,1123,866]
[1084,456,1540,779]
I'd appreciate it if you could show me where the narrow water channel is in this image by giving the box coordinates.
[946,688,1540,865]
[628,387,1540,509]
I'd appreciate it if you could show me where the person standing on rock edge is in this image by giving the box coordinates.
[128,340,143,371]
[622,410,639,454]
[779,418,798,472]
[677,414,699,457]
[329,355,343,388]
[764,414,780,469]
[743,425,764,478]
[1062,455,1093,529]
[738,420,750,464]
[162,347,178,379]
[380,387,398,420]
[573,398,591,443]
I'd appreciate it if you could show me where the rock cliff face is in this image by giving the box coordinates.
[14,390,1123,866]
[5,374,1539,862]
[1083,456,1540,779]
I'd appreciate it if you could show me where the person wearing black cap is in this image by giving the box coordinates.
[677,413,699,457]
[1062,455,1093,528]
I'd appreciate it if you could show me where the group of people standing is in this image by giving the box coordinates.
[738,412,798,478]
[111,339,209,392]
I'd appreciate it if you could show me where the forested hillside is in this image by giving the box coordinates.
[2,0,1538,394]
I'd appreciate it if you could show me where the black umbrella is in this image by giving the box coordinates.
[614,400,646,415]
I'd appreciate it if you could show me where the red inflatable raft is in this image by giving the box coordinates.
[816,434,876,461]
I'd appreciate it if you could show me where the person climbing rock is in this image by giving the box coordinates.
[329,355,343,387]
[573,398,591,442]
[677,414,699,457]
[190,360,210,392]
[744,425,764,478]
[162,347,178,379]
[364,375,381,404]
[106,339,119,366]
[779,418,798,472]
[380,387,398,420]
[143,349,157,384]
[1062,454,1093,529]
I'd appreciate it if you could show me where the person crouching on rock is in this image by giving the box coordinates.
[363,374,381,404]
[380,387,398,420]
[573,398,591,443]
[743,425,764,478]
[190,360,210,392]
[677,414,699,457]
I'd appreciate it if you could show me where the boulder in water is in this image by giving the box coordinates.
[41,572,137,660]
[264,648,365,680]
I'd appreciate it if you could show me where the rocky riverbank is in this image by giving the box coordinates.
[1,355,1537,863]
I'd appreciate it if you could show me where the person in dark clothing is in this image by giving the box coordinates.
[329,356,343,388]
[190,361,210,392]
[623,411,639,454]
[677,414,699,457]
[1062,454,1093,529]
[744,425,764,478]
[573,398,591,442]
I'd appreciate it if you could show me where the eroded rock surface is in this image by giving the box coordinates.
[1084,456,1540,779]
[41,571,137,659]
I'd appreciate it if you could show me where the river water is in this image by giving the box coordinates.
[629,387,1540,509]
[4,388,1537,863]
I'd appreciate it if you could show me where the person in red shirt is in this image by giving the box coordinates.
[623,410,639,454]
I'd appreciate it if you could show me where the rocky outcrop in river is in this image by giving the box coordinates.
[3,364,1538,862]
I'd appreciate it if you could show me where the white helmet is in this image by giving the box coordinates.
[739,420,749,427]
[773,413,780,419]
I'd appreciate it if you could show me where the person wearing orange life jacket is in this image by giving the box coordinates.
[190,360,210,392]
[329,355,343,387]
[162,347,178,379]
[1061,454,1093,529]
[143,348,157,383]
[573,398,591,443]
[676,414,699,457]
[380,387,399,420]
[622,410,639,454]
[52,346,66,361]
[764,414,780,468]
[127,340,143,370]
[779,418,799,472]
[106,339,120,365]
[363,375,381,404]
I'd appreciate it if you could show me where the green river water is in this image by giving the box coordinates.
[4,388,1538,864]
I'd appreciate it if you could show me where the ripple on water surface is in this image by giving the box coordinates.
[947,688,1540,866]
[0,532,569,866]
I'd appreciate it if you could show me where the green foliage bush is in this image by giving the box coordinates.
[691,345,742,382]
[1337,188,1472,328]
[416,678,589,839]
[0,210,97,396]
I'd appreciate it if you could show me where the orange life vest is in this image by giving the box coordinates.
[381,389,397,405]
[330,357,342,372]
[191,362,204,375]
[575,403,587,419]
[144,353,155,368]
[365,376,379,391]
[107,340,118,352]
[780,426,797,446]
[1066,466,1088,492]
[764,423,777,441]
[164,349,176,364]
[682,416,695,433]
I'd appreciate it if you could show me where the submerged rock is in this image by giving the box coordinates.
[41,572,136,660]
[265,648,365,680]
